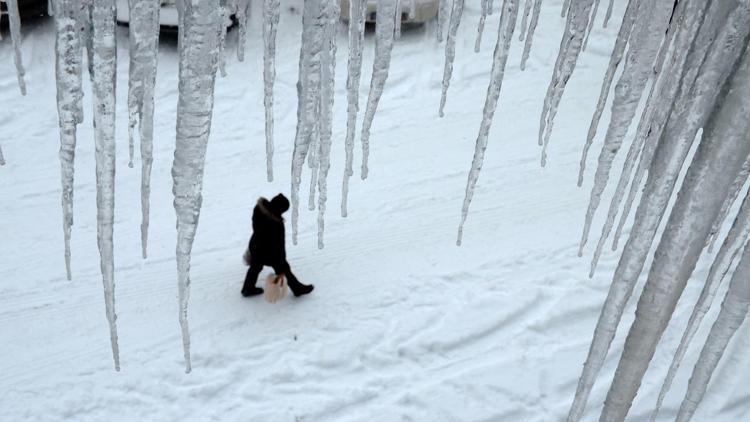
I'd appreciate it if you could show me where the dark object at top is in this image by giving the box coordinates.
[248,194,289,267]
[270,193,290,215]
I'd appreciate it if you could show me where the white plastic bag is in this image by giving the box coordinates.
[264,273,288,303]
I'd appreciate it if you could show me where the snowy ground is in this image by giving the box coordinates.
[2,1,750,421]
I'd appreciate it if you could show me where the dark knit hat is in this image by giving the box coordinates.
[270,193,290,215]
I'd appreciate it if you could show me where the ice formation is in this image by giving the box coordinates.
[7,0,26,95]
[90,0,120,371]
[0,144,5,166]
[172,0,222,372]
[457,0,518,246]
[438,0,464,117]
[341,0,367,217]
[263,0,280,182]
[519,0,541,70]
[127,0,160,258]
[475,0,489,52]
[360,0,397,180]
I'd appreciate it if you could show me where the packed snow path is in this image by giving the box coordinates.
[2,2,750,421]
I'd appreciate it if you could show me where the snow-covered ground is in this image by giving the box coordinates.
[1,1,749,421]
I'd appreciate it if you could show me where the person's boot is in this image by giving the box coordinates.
[291,283,314,297]
[241,286,264,297]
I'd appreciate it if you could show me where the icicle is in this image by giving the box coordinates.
[581,0,601,51]
[235,0,250,61]
[437,0,450,42]
[676,244,750,422]
[263,0,280,182]
[538,0,594,167]
[589,0,702,275]
[600,42,750,422]
[457,0,518,246]
[291,0,325,244]
[705,155,750,253]
[487,0,494,15]
[217,5,229,77]
[90,0,119,371]
[519,0,541,71]
[342,0,367,217]
[567,4,748,418]
[127,0,161,259]
[653,187,750,421]
[54,0,85,281]
[578,0,672,257]
[612,0,742,249]
[475,0,488,53]
[7,0,27,95]
[395,0,402,40]
[561,0,570,18]
[518,0,532,42]
[360,0,397,180]
[438,0,463,117]
[172,0,221,373]
[578,0,640,187]
[315,0,339,249]
[0,144,5,166]
[602,0,614,27]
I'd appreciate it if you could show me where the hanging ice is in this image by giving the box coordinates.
[581,0,602,51]
[360,0,397,180]
[602,0,614,27]
[705,155,750,253]
[577,0,640,186]
[475,0,488,53]
[438,0,463,117]
[0,144,5,166]
[676,244,750,422]
[263,0,280,182]
[291,0,325,244]
[437,0,450,42]
[560,0,570,18]
[217,4,229,77]
[395,0,402,40]
[172,0,221,373]
[235,0,250,61]
[314,0,339,248]
[517,0,532,42]
[538,0,594,167]
[127,0,160,258]
[90,0,120,371]
[54,0,84,281]
[519,0,542,71]
[652,185,750,421]
[457,0,518,246]
[342,0,367,217]
[600,38,750,422]
[578,0,672,257]
[6,0,27,95]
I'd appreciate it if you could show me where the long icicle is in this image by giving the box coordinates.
[652,183,750,421]
[235,0,250,61]
[342,0,367,217]
[581,0,601,51]
[561,0,570,18]
[599,37,750,422]
[91,0,120,371]
[7,0,27,95]
[567,4,748,419]
[0,144,5,166]
[519,0,542,71]
[518,0,532,42]
[589,0,705,275]
[172,0,221,373]
[578,0,672,257]
[612,0,740,249]
[578,0,640,187]
[127,0,160,259]
[538,0,595,167]
[360,0,397,180]
[438,0,464,117]
[315,0,339,249]
[676,242,750,422]
[475,0,488,53]
[705,155,750,253]
[263,0,280,182]
[437,0,451,42]
[457,0,518,246]
[602,0,615,27]
[54,0,84,281]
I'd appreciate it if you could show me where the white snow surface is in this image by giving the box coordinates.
[1,1,750,420]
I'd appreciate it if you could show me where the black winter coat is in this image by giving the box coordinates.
[248,198,287,267]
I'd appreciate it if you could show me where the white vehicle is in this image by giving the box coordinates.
[116,0,234,30]
[340,0,439,24]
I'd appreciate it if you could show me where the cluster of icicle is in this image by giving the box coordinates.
[448,0,750,420]
[0,0,27,165]
[557,0,750,420]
